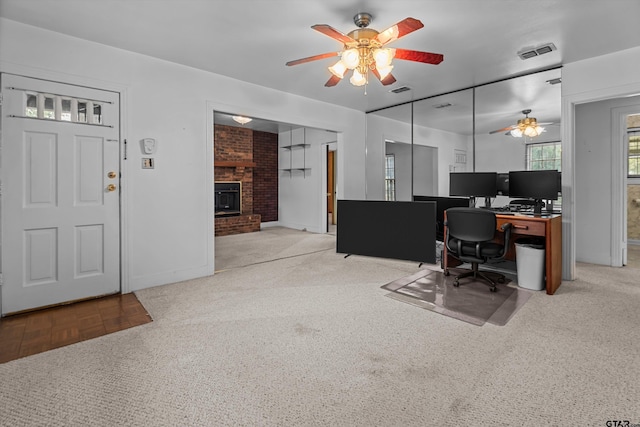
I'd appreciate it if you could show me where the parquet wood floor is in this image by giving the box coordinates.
[0,293,152,364]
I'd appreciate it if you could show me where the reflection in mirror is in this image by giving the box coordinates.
[474,68,561,207]
[412,90,473,197]
[366,89,474,201]
[366,104,412,200]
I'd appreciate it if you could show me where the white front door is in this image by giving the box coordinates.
[1,74,120,315]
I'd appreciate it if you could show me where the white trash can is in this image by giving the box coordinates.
[515,238,546,291]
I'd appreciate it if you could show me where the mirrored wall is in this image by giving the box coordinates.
[365,67,561,203]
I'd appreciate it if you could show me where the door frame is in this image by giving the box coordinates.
[562,80,640,280]
[0,65,130,311]
[611,104,640,266]
[321,141,338,233]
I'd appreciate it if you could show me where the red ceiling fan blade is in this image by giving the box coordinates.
[286,52,340,66]
[394,48,444,64]
[371,68,397,86]
[375,17,424,45]
[324,75,342,87]
[311,24,356,44]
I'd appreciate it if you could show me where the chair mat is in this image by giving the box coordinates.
[381,267,533,326]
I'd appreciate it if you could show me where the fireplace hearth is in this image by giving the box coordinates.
[215,182,241,216]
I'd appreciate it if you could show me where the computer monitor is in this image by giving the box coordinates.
[449,172,497,208]
[508,170,559,214]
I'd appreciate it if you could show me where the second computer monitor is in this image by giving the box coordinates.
[449,172,497,207]
[509,170,559,214]
[508,170,559,201]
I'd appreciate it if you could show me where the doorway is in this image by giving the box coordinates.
[326,145,337,234]
[0,74,121,315]
[626,113,640,268]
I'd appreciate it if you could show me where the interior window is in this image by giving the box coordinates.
[527,141,562,210]
[25,93,38,117]
[385,154,396,201]
[527,141,561,171]
[628,129,640,177]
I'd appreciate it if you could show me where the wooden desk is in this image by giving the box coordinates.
[443,213,562,295]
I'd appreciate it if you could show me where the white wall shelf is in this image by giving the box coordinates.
[280,129,310,177]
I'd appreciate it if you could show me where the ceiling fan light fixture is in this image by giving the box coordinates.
[377,64,394,80]
[524,125,545,137]
[373,48,395,66]
[350,69,367,86]
[328,60,347,78]
[232,115,252,125]
[341,49,360,69]
[286,14,442,89]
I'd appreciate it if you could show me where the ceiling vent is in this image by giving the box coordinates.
[390,86,411,94]
[517,43,557,60]
[546,78,562,85]
[433,102,452,109]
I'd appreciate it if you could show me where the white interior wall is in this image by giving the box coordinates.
[384,143,438,201]
[278,128,337,233]
[413,124,471,196]
[412,145,438,197]
[0,18,365,292]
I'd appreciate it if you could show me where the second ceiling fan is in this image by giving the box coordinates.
[490,109,553,138]
[286,13,444,87]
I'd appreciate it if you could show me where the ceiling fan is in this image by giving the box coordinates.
[489,109,552,138]
[286,13,443,88]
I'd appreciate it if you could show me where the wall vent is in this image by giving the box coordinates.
[390,86,411,94]
[518,43,557,60]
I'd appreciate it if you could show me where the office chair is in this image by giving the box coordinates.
[443,207,512,292]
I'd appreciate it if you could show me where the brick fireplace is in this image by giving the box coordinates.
[214,124,278,236]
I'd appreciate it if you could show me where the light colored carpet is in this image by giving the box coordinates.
[0,227,639,426]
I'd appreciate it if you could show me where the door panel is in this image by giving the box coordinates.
[25,131,58,206]
[1,74,120,315]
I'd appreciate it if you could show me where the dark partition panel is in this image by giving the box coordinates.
[336,200,436,264]
[413,196,470,241]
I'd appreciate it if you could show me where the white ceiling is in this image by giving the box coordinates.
[2,0,639,131]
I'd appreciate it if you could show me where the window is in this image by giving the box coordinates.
[628,129,640,177]
[527,141,561,171]
[527,141,562,209]
[385,154,396,201]
[23,91,105,125]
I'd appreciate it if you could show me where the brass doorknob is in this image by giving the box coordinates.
[107,171,117,179]
[107,184,117,192]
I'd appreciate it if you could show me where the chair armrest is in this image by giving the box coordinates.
[498,222,513,260]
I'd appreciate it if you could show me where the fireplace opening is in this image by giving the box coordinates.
[215,182,241,217]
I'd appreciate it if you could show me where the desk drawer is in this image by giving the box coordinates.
[503,218,546,237]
